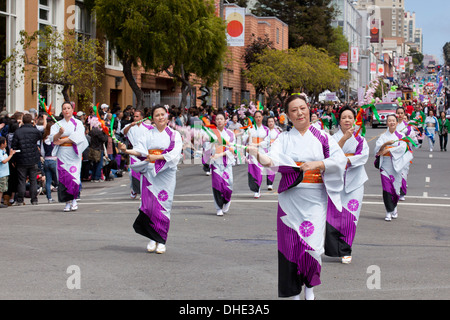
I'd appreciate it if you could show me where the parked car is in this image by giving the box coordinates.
[371,103,398,128]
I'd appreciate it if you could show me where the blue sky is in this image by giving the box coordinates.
[405,0,450,64]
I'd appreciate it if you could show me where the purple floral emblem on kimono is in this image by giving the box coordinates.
[222,172,229,180]
[347,199,359,212]
[299,221,314,238]
[158,190,169,202]
[69,166,77,174]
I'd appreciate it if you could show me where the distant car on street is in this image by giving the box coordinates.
[371,102,398,128]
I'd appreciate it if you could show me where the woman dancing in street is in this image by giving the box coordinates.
[245,110,270,198]
[208,111,236,216]
[248,94,346,300]
[119,105,182,254]
[266,116,281,190]
[325,106,369,264]
[50,102,88,212]
[396,106,417,201]
[374,114,413,221]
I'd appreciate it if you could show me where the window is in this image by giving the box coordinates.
[74,1,92,58]
[105,40,122,69]
[241,90,250,104]
[0,0,17,112]
[38,0,55,26]
[223,87,233,105]
[75,2,91,36]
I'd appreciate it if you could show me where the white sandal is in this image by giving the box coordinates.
[342,256,352,264]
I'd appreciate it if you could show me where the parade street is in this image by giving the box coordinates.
[0,127,449,300]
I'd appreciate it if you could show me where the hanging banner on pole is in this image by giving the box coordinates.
[378,64,384,76]
[351,46,359,63]
[370,19,380,43]
[358,87,365,106]
[225,7,246,47]
[370,62,377,74]
[339,52,348,69]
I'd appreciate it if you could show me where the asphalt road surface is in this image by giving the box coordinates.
[1,127,449,300]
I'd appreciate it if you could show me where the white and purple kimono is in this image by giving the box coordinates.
[209,128,236,211]
[245,124,270,193]
[131,126,182,245]
[266,126,346,297]
[325,129,369,257]
[266,127,281,186]
[50,117,88,202]
[121,121,154,194]
[397,120,417,196]
[201,139,212,173]
[374,129,413,214]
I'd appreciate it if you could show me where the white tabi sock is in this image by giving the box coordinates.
[305,287,315,300]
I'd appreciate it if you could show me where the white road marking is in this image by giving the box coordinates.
[46,200,450,208]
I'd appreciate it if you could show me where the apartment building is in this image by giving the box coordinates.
[355,0,405,38]
[404,11,422,53]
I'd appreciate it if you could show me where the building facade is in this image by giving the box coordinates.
[137,3,289,110]
[331,0,367,97]
[0,0,287,115]
[0,0,133,115]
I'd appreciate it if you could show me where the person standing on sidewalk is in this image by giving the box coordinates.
[0,136,15,208]
[11,113,42,206]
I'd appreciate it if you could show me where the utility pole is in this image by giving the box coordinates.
[218,0,224,110]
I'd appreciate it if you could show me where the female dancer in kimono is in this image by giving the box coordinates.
[246,110,270,198]
[121,110,153,199]
[50,102,89,212]
[119,105,182,254]
[396,106,418,201]
[325,106,369,264]
[248,94,346,300]
[266,116,281,190]
[208,111,236,216]
[374,114,413,221]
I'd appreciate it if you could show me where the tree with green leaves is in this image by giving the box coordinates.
[94,0,228,109]
[251,0,337,50]
[327,26,350,64]
[408,48,424,68]
[242,34,274,98]
[1,26,104,103]
[443,42,450,66]
[244,45,348,106]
